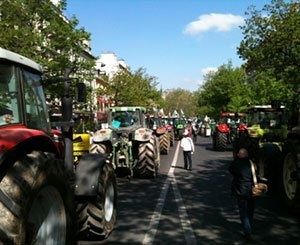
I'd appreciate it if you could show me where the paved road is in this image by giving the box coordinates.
[79,136,300,245]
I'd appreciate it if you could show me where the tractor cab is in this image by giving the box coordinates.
[0,50,49,132]
[245,105,288,140]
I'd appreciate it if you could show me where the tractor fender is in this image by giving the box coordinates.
[134,127,152,142]
[92,128,112,143]
[0,135,60,172]
[216,123,230,133]
[74,153,108,197]
[260,142,282,156]
[259,143,283,168]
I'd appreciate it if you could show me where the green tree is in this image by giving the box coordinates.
[164,88,198,117]
[0,0,94,80]
[96,68,163,109]
[238,0,299,123]
[197,62,250,119]
[238,0,300,87]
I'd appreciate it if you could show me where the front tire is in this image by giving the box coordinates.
[0,151,75,244]
[90,143,109,154]
[77,162,117,240]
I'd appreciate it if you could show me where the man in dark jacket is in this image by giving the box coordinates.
[229,148,255,241]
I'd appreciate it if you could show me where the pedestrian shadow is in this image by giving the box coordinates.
[171,165,186,169]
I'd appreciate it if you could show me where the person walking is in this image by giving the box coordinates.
[180,129,195,171]
[228,148,255,241]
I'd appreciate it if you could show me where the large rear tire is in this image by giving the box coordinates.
[77,162,117,240]
[159,133,170,155]
[283,153,300,209]
[0,151,75,244]
[215,132,227,151]
[280,137,300,210]
[134,136,159,178]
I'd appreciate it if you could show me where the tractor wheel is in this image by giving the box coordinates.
[90,143,108,154]
[281,152,300,210]
[159,133,170,155]
[77,162,117,240]
[0,151,75,244]
[134,136,159,178]
[170,131,175,147]
[215,132,227,151]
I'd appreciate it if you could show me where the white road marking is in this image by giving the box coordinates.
[143,142,197,244]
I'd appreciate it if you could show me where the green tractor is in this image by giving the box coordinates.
[173,117,187,140]
[233,105,288,192]
[90,107,160,178]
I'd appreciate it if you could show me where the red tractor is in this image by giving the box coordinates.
[212,112,247,151]
[0,47,117,243]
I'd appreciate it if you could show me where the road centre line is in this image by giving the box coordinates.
[143,141,196,244]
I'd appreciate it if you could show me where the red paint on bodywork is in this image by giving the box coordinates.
[0,125,47,152]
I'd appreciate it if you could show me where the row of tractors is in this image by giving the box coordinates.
[0,46,188,243]
[211,105,300,211]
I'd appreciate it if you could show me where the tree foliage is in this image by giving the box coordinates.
[238,0,299,121]
[0,0,94,79]
[238,0,300,87]
[197,62,250,119]
[96,68,163,109]
[164,88,198,117]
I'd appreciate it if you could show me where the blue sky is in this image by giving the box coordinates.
[65,0,269,91]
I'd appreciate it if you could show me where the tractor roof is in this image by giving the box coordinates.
[108,106,146,113]
[220,112,246,117]
[0,47,42,73]
[247,105,285,111]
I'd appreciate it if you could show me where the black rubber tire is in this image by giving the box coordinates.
[77,162,117,241]
[90,143,108,154]
[0,151,75,244]
[159,133,170,155]
[280,138,300,211]
[215,132,227,151]
[134,136,159,178]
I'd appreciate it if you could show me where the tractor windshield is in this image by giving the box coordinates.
[0,64,21,126]
[247,110,285,129]
[110,110,140,128]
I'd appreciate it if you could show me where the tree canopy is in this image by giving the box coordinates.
[0,0,94,79]
[197,62,250,119]
[96,68,163,109]
[238,0,300,88]
[163,88,198,118]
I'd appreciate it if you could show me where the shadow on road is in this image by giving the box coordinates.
[175,137,300,245]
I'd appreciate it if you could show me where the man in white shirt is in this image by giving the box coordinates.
[180,129,195,170]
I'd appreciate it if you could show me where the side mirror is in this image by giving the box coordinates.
[77,82,86,103]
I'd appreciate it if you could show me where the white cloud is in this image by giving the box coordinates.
[201,67,218,76]
[184,13,244,36]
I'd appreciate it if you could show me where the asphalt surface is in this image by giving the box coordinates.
[78,136,300,245]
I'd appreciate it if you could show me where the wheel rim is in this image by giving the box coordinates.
[283,153,297,200]
[27,186,66,244]
[104,182,115,222]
